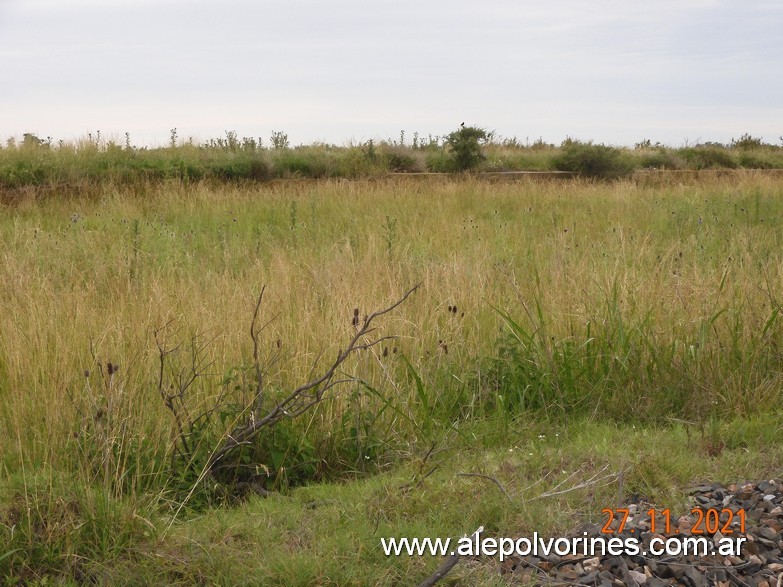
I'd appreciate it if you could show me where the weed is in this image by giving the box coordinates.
[381,215,398,262]
[128,219,141,281]
[289,200,298,231]
[270,130,289,150]
[363,139,376,162]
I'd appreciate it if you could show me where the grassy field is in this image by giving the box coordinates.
[2,173,783,584]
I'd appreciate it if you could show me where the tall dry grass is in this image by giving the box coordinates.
[1,174,782,492]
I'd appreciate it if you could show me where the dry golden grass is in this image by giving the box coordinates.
[1,173,782,473]
[4,173,783,583]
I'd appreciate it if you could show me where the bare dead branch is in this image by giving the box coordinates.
[250,285,266,417]
[417,526,483,587]
[399,464,440,493]
[154,323,216,464]
[204,283,420,477]
[353,335,398,351]
[155,327,189,458]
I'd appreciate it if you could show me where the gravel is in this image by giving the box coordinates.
[501,479,783,586]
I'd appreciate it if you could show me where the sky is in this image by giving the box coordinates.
[1,0,781,147]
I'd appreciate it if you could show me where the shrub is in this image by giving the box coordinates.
[383,149,419,172]
[445,125,490,171]
[271,148,331,178]
[738,152,777,170]
[638,150,682,170]
[731,133,766,150]
[552,141,635,180]
[425,149,455,173]
[676,147,738,169]
[207,156,269,181]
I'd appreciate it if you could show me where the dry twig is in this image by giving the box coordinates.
[417,526,483,587]
[528,464,617,501]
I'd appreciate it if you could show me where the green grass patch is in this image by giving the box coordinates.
[4,416,780,584]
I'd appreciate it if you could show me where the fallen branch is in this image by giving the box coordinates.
[418,526,483,587]
[399,465,440,493]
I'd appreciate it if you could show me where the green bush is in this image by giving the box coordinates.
[676,146,738,169]
[383,149,419,172]
[445,125,490,171]
[731,133,766,150]
[737,151,783,170]
[552,141,635,180]
[638,150,682,170]
[271,148,332,178]
[424,149,454,172]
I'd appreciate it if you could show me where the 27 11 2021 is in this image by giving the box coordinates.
[601,507,746,535]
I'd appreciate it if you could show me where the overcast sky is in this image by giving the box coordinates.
[1,0,781,147]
